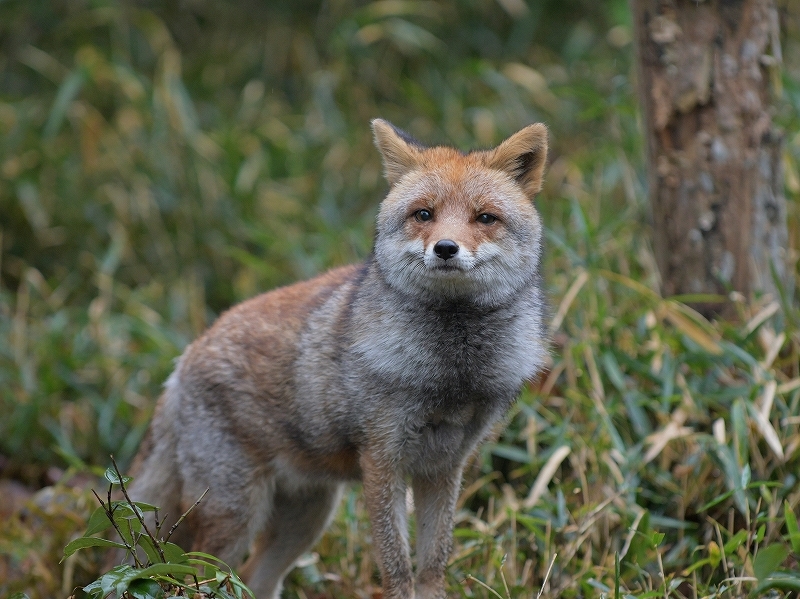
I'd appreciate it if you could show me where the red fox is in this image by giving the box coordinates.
[129,119,549,599]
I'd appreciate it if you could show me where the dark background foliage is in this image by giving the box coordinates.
[1,1,800,597]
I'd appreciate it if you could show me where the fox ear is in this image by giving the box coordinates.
[485,124,548,199]
[372,119,424,186]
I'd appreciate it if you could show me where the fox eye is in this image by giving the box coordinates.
[414,209,433,222]
[477,213,497,225]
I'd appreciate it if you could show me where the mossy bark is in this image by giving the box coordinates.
[630,0,789,313]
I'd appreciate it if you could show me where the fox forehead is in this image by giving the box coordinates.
[377,151,539,226]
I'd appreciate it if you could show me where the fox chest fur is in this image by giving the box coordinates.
[288,259,547,478]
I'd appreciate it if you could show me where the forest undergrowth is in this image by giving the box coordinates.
[2,1,800,597]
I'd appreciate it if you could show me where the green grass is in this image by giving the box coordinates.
[1,0,800,597]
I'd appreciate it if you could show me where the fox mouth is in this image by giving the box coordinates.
[425,263,469,279]
[427,261,469,272]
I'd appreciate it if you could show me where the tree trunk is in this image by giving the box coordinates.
[630,0,789,314]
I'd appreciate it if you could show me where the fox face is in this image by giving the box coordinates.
[372,120,548,307]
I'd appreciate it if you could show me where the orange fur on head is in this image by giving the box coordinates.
[372,119,548,200]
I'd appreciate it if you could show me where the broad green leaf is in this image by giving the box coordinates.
[105,467,133,485]
[111,501,156,523]
[117,516,144,546]
[83,565,136,597]
[85,505,115,536]
[753,544,789,580]
[162,542,189,564]
[138,535,163,565]
[63,536,127,559]
[752,572,800,594]
[83,579,105,598]
[127,579,166,599]
[135,562,198,578]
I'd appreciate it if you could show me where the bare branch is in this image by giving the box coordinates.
[165,488,209,543]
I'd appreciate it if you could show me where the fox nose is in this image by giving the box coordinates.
[433,239,459,261]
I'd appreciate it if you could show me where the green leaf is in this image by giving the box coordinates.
[117,515,144,546]
[63,536,127,559]
[132,538,186,566]
[83,579,105,598]
[185,551,234,567]
[622,391,652,438]
[111,501,156,522]
[699,488,736,512]
[85,505,115,536]
[753,544,789,581]
[487,443,531,464]
[602,351,627,392]
[627,591,662,599]
[731,400,749,465]
[83,565,137,597]
[105,467,133,485]
[138,535,163,565]
[723,530,748,555]
[751,572,800,595]
[162,542,189,564]
[756,524,766,544]
[682,557,712,576]
[740,463,751,488]
[127,579,166,599]
[8,594,32,599]
[43,68,86,138]
[225,572,255,598]
[784,500,800,555]
[135,562,198,578]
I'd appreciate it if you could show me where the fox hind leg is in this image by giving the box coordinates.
[239,480,343,599]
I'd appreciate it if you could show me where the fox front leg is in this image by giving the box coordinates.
[411,466,464,599]
[360,451,415,599]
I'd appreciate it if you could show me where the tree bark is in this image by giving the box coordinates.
[630,0,789,314]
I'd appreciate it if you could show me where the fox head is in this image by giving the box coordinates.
[371,119,548,307]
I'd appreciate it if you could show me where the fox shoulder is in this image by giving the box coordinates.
[180,264,363,373]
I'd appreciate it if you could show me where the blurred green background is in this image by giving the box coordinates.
[2,1,800,597]
[0,0,650,477]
